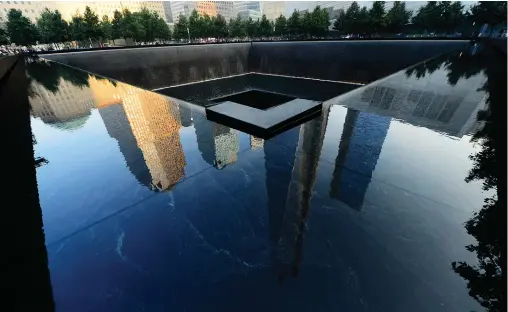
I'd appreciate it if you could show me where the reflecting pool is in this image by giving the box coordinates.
[25,43,506,312]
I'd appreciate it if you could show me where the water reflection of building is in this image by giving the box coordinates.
[329,109,390,210]
[337,66,487,138]
[193,113,239,169]
[98,105,152,188]
[273,112,328,281]
[29,79,95,129]
[250,136,264,150]
[92,77,186,191]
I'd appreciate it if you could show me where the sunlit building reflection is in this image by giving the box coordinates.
[29,70,187,192]
[91,77,186,191]
[193,113,239,169]
[29,79,95,130]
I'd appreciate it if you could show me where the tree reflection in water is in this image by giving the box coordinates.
[407,43,506,311]
[452,45,506,312]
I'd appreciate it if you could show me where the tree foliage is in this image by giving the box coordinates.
[6,9,39,46]
[385,1,412,34]
[101,15,112,41]
[83,6,101,40]
[37,9,68,44]
[173,14,189,40]
[469,1,507,32]
[4,1,506,47]
[69,15,86,42]
[274,14,287,36]
[0,27,8,44]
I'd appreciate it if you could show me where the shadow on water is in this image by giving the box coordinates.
[450,46,506,312]
[2,57,55,310]
[406,45,507,311]
[407,43,508,311]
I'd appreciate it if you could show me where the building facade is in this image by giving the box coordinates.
[234,1,261,20]
[170,1,233,21]
[0,1,166,25]
[0,1,54,25]
[261,1,285,21]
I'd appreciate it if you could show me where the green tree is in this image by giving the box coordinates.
[36,9,68,45]
[228,16,246,38]
[386,1,412,34]
[439,1,465,34]
[173,14,189,40]
[6,9,39,46]
[154,17,171,41]
[369,1,386,34]
[311,6,330,37]
[469,1,507,35]
[245,17,257,38]
[274,14,287,36]
[83,6,101,41]
[69,15,86,43]
[201,13,213,38]
[412,1,441,34]
[188,9,202,39]
[357,6,370,34]
[0,27,8,44]
[301,11,312,37]
[213,14,228,39]
[287,10,302,37]
[332,9,346,34]
[101,15,113,42]
[111,10,123,41]
[259,14,272,37]
[121,9,145,42]
[342,1,361,34]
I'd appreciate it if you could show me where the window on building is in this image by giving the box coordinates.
[25,9,27,13]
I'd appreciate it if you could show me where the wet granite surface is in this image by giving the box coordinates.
[27,43,506,312]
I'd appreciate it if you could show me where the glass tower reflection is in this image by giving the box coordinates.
[330,109,390,209]
[193,112,239,169]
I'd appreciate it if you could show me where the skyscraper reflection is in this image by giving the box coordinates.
[29,63,187,192]
[92,77,186,191]
[273,113,327,281]
[329,109,390,210]
[193,112,239,169]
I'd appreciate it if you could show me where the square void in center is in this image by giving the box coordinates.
[211,90,296,110]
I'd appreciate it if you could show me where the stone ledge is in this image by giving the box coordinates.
[206,98,322,139]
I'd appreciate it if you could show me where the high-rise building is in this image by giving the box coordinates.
[0,1,56,25]
[54,1,165,22]
[170,1,233,21]
[261,1,285,21]
[234,1,261,20]
[162,1,173,23]
[0,1,165,25]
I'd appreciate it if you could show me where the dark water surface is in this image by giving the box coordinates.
[28,44,505,312]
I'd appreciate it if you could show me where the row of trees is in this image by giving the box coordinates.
[1,1,506,47]
[333,1,507,36]
[172,5,331,40]
[1,6,170,46]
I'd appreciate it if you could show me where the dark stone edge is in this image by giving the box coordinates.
[206,103,322,139]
